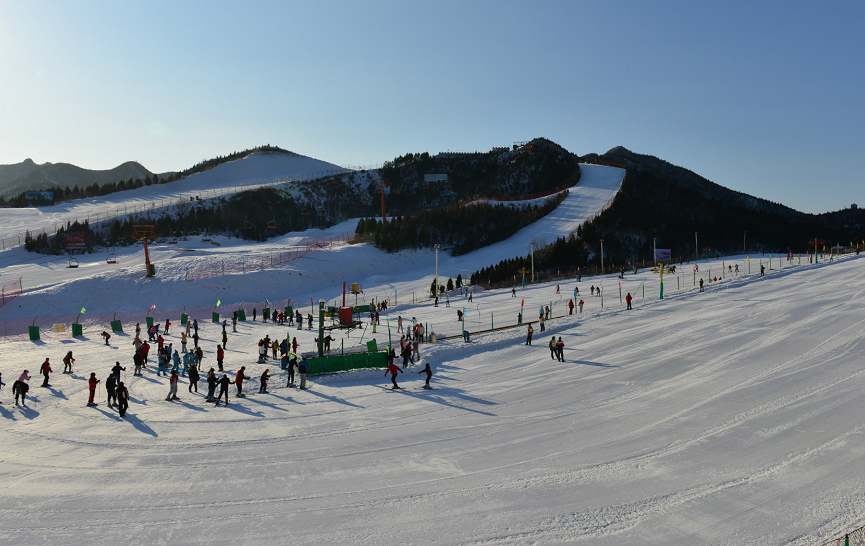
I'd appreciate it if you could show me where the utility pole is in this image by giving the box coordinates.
[600,239,605,275]
[653,237,657,266]
[530,242,534,283]
[743,231,747,254]
[695,232,698,260]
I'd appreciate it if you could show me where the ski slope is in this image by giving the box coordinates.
[2,158,863,544]
[0,151,345,249]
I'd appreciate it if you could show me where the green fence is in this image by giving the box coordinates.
[307,351,388,376]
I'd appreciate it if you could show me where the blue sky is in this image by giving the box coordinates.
[1,1,862,213]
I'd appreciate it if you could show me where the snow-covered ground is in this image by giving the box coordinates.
[1,160,861,544]
[0,151,345,251]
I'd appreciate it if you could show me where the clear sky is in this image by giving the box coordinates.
[1,1,862,213]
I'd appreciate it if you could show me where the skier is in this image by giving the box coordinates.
[418,362,433,389]
[397,315,403,333]
[272,339,279,360]
[568,299,574,315]
[168,350,179,373]
[385,360,402,389]
[222,330,228,350]
[116,382,129,418]
[205,368,217,401]
[400,344,412,369]
[590,285,595,296]
[40,357,52,387]
[253,308,257,321]
[105,373,117,407]
[217,344,225,371]
[412,340,420,363]
[297,357,308,390]
[556,284,560,294]
[194,346,204,367]
[556,337,565,362]
[526,324,534,345]
[549,337,557,360]
[0,372,5,402]
[13,370,30,406]
[625,292,633,310]
[235,366,250,397]
[760,264,765,277]
[539,313,546,332]
[699,278,704,292]
[307,313,313,330]
[133,350,144,376]
[141,341,150,364]
[232,315,237,332]
[165,369,179,401]
[111,361,125,385]
[323,335,334,353]
[512,287,516,297]
[259,369,271,393]
[164,319,171,335]
[101,331,111,346]
[187,361,199,392]
[287,357,297,388]
[87,372,100,407]
[180,331,188,353]
[578,300,584,313]
[62,351,75,374]
[292,337,299,355]
[215,374,233,406]
[135,323,141,339]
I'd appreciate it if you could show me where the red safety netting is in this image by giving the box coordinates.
[0,277,23,307]
[185,231,355,282]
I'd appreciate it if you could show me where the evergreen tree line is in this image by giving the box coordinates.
[24,188,335,253]
[355,192,566,256]
[0,174,165,207]
[471,167,863,285]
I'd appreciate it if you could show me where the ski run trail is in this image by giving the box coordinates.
[0,156,863,545]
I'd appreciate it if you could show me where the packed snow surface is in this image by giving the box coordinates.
[0,161,861,545]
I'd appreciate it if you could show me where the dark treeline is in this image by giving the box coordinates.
[471,166,863,285]
[375,138,582,215]
[356,192,566,256]
[25,188,330,254]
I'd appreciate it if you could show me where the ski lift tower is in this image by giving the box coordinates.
[373,177,390,224]
[132,225,158,278]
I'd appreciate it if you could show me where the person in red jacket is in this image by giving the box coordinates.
[625,292,633,310]
[235,366,250,397]
[87,372,100,406]
[568,299,575,315]
[141,341,151,364]
[385,362,402,389]
[40,358,52,387]
[216,345,225,371]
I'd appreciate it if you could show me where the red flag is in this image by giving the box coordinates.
[521,299,524,306]
[150,304,156,310]
[618,281,621,288]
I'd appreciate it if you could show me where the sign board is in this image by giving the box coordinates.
[52,323,66,333]
[424,174,448,183]
[26,191,53,201]
[654,248,672,263]
[64,232,87,251]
